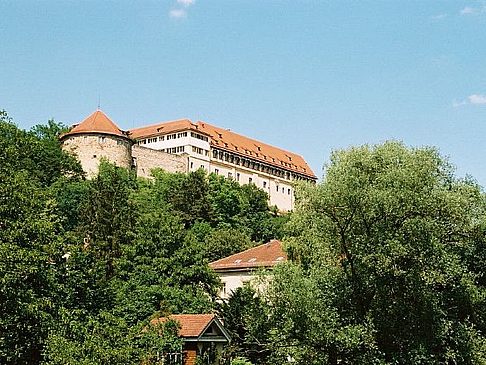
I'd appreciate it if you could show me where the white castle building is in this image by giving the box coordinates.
[61,110,316,211]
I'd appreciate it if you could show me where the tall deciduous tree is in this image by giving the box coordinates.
[269,141,486,364]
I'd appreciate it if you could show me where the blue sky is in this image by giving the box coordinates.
[1,1,486,186]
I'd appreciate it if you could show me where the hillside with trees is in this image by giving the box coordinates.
[1,110,485,364]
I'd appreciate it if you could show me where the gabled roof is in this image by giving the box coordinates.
[129,119,210,140]
[62,110,127,139]
[209,239,287,272]
[151,314,230,341]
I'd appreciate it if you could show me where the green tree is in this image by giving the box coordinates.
[163,169,214,227]
[79,161,137,279]
[204,228,252,262]
[270,141,486,364]
[0,112,83,364]
[219,286,272,364]
[0,172,59,364]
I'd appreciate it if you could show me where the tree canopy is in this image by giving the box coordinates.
[0,110,286,364]
[2,110,485,365]
[263,141,486,364]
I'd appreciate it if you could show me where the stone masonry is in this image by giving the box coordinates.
[132,145,187,178]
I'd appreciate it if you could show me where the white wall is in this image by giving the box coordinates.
[209,160,294,211]
[217,271,257,299]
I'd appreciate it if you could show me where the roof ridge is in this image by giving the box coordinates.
[209,240,282,266]
[129,118,193,132]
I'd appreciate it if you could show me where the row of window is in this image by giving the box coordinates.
[214,169,291,195]
[212,149,311,181]
[192,146,210,156]
[137,132,209,144]
[214,143,301,171]
[138,137,158,145]
[160,146,185,153]
[191,132,209,142]
[168,132,188,140]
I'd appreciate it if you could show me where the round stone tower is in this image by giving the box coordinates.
[60,110,132,178]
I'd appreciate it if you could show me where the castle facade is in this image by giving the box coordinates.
[60,110,316,211]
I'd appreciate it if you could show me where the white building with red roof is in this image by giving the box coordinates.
[209,240,287,299]
[62,110,316,211]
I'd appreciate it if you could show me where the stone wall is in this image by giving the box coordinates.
[62,134,132,178]
[132,145,188,178]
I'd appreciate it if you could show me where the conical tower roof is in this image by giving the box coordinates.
[62,110,128,139]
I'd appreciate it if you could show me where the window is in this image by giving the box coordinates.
[190,162,194,169]
[190,132,208,141]
[249,177,252,184]
[159,136,165,141]
[276,185,279,192]
[228,172,233,179]
[236,173,240,181]
[98,136,106,143]
[288,188,291,195]
[214,169,219,175]
[192,146,205,155]
[263,181,267,188]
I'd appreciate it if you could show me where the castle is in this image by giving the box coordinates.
[60,110,316,211]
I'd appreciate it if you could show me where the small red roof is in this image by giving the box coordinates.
[62,110,126,138]
[151,314,215,338]
[209,240,287,271]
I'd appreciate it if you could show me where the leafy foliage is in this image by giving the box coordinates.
[7,109,483,365]
[0,110,286,364]
[267,141,486,364]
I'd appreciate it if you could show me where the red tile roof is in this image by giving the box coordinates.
[62,110,127,138]
[196,121,315,178]
[151,314,215,338]
[68,111,315,179]
[209,240,287,271]
[129,119,210,140]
